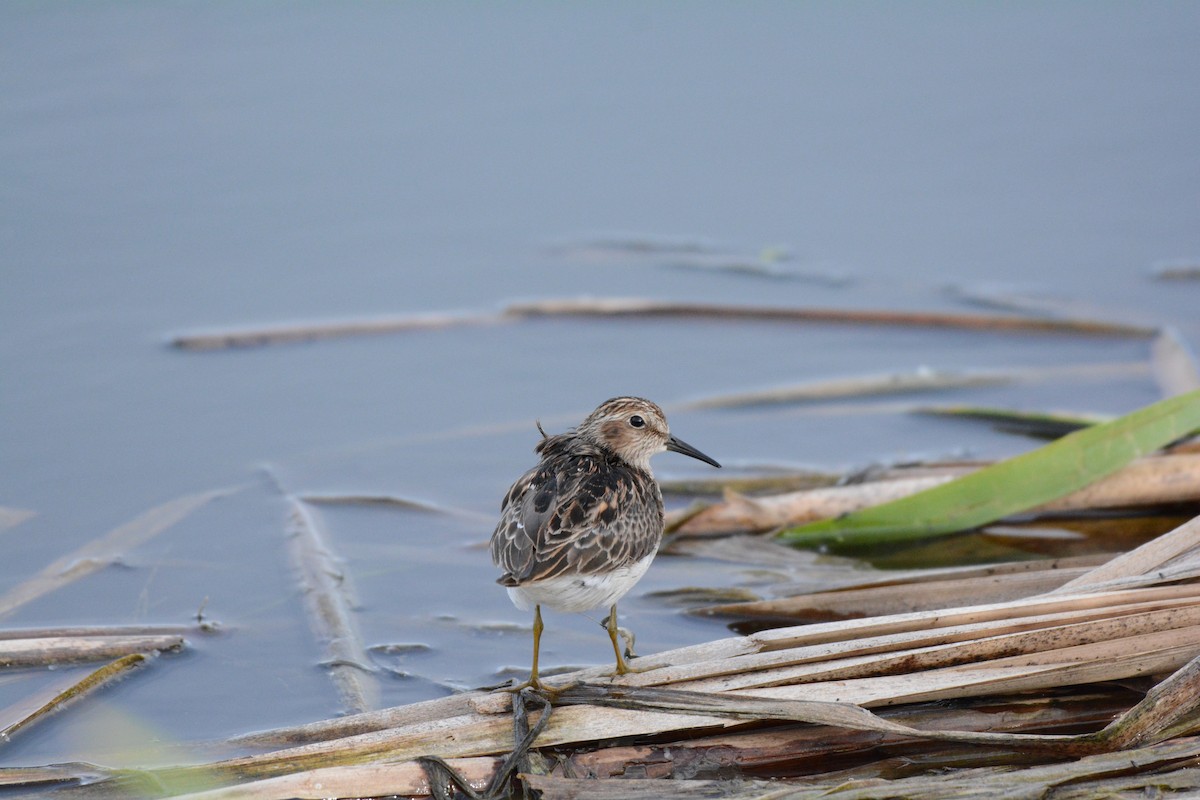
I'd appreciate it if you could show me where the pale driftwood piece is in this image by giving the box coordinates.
[1152,328,1200,397]
[0,487,237,619]
[0,654,147,747]
[0,507,35,533]
[505,298,1159,337]
[169,311,509,351]
[0,634,183,667]
[697,566,1097,622]
[670,454,1200,535]
[170,758,500,800]
[285,498,379,715]
[1051,515,1200,595]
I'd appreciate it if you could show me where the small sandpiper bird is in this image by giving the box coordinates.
[491,397,720,691]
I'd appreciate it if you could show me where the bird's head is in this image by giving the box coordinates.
[577,396,720,472]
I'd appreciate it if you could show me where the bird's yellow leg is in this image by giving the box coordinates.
[607,604,629,675]
[531,604,544,685]
[508,604,549,693]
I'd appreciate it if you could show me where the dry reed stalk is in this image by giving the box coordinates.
[759,552,1111,595]
[696,565,1098,622]
[0,624,194,641]
[506,298,1158,337]
[670,453,1200,536]
[284,498,380,715]
[226,693,484,749]
[1049,514,1200,595]
[169,311,508,351]
[596,588,1200,692]
[674,609,1200,694]
[0,487,237,619]
[169,758,500,800]
[0,633,183,667]
[677,370,1014,410]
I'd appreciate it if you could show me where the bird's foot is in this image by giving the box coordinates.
[609,658,653,679]
[504,676,576,699]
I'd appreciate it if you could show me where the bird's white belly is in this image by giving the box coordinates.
[507,554,655,613]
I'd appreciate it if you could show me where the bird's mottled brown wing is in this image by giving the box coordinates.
[490,443,663,586]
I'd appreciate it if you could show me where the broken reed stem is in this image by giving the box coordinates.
[170,311,510,351]
[0,633,183,667]
[0,487,238,620]
[285,498,380,715]
[0,624,195,641]
[0,654,147,747]
[168,298,1157,351]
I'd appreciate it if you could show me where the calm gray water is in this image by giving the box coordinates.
[2,3,1199,766]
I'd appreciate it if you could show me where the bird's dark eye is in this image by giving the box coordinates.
[629,415,645,428]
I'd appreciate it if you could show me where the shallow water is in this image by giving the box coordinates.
[2,3,1199,767]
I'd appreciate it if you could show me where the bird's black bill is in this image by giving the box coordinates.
[666,435,721,468]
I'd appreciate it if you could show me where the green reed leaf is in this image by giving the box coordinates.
[781,389,1200,546]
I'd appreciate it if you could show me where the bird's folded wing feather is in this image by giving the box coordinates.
[490,452,661,585]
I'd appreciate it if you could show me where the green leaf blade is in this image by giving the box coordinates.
[780,390,1200,546]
